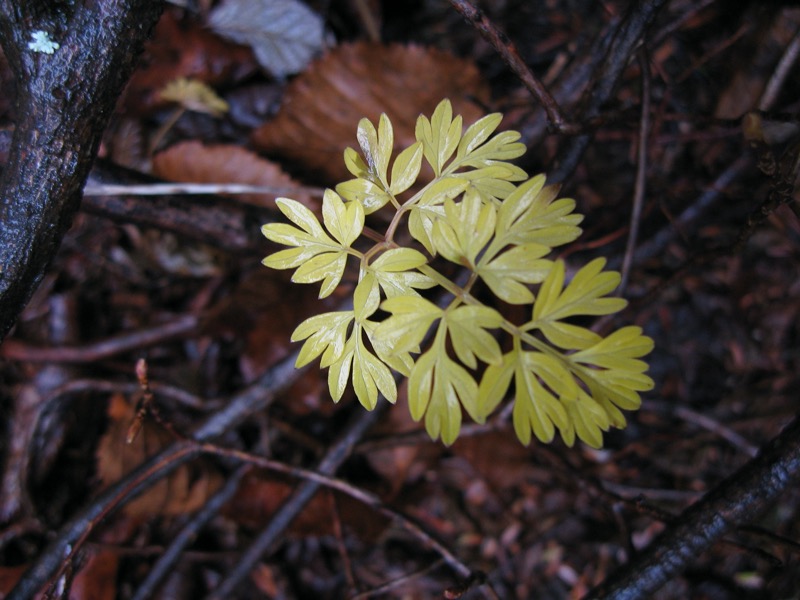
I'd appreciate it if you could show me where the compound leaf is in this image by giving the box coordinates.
[416,99,462,176]
[476,351,516,418]
[477,243,552,304]
[291,311,354,368]
[432,189,496,267]
[336,177,393,215]
[495,176,583,248]
[444,305,503,369]
[370,248,434,298]
[322,189,364,248]
[408,344,478,445]
[357,114,393,186]
[375,296,442,353]
[390,141,424,195]
[456,112,503,159]
[352,329,397,408]
[353,271,381,321]
[530,259,627,328]
[512,364,567,445]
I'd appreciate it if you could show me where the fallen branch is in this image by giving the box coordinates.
[585,412,800,600]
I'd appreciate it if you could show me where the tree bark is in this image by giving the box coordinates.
[0,0,163,342]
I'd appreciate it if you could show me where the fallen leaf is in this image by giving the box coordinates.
[152,141,314,209]
[209,0,327,78]
[159,78,230,117]
[69,548,119,600]
[252,42,489,184]
[224,471,386,539]
[96,394,222,519]
[123,10,257,115]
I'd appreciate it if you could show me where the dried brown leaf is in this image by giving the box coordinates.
[152,141,313,208]
[251,42,489,184]
[96,394,222,519]
[224,472,385,539]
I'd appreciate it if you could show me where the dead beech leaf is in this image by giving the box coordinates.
[251,42,489,184]
[209,0,326,78]
[152,141,313,209]
[96,394,222,519]
[224,472,386,539]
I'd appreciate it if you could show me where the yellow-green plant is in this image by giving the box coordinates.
[262,99,653,447]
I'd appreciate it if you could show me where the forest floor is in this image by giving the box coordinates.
[1,1,800,598]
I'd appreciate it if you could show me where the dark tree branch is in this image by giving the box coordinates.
[585,412,800,600]
[0,0,163,342]
[551,0,669,182]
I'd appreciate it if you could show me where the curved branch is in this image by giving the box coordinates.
[585,413,800,600]
[0,1,163,342]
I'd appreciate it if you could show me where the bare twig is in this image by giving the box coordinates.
[6,351,302,600]
[130,465,251,600]
[446,0,578,134]
[619,49,652,295]
[83,181,325,199]
[206,403,395,599]
[758,26,800,112]
[551,0,669,183]
[0,315,198,363]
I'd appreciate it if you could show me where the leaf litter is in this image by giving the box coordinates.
[2,2,800,599]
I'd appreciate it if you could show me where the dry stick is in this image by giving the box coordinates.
[619,49,651,295]
[203,399,483,599]
[194,443,475,583]
[758,26,800,112]
[551,0,669,184]
[129,465,251,600]
[583,412,800,600]
[446,0,578,134]
[612,153,751,271]
[82,160,267,254]
[350,559,447,600]
[83,182,325,199]
[6,351,301,600]
[0,315,198,363]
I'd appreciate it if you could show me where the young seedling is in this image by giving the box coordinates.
[262,99,653,447]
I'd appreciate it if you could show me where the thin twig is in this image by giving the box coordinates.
[758,26,800,112]
[446,0,578,134]
[194,441,474,583]
[83,182,325,199]
[551,0,669,183]
[6,351,302,600]
[0,315,198,363]
[130,465,251,600]
[349,559,446,600]
[619,49,651,295]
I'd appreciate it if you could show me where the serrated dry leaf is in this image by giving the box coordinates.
[152,141,313,208]
[251,42,489,184]
[96,394,222,519]
[209,0,326,78]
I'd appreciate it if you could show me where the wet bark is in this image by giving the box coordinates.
[0,0,163,342]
